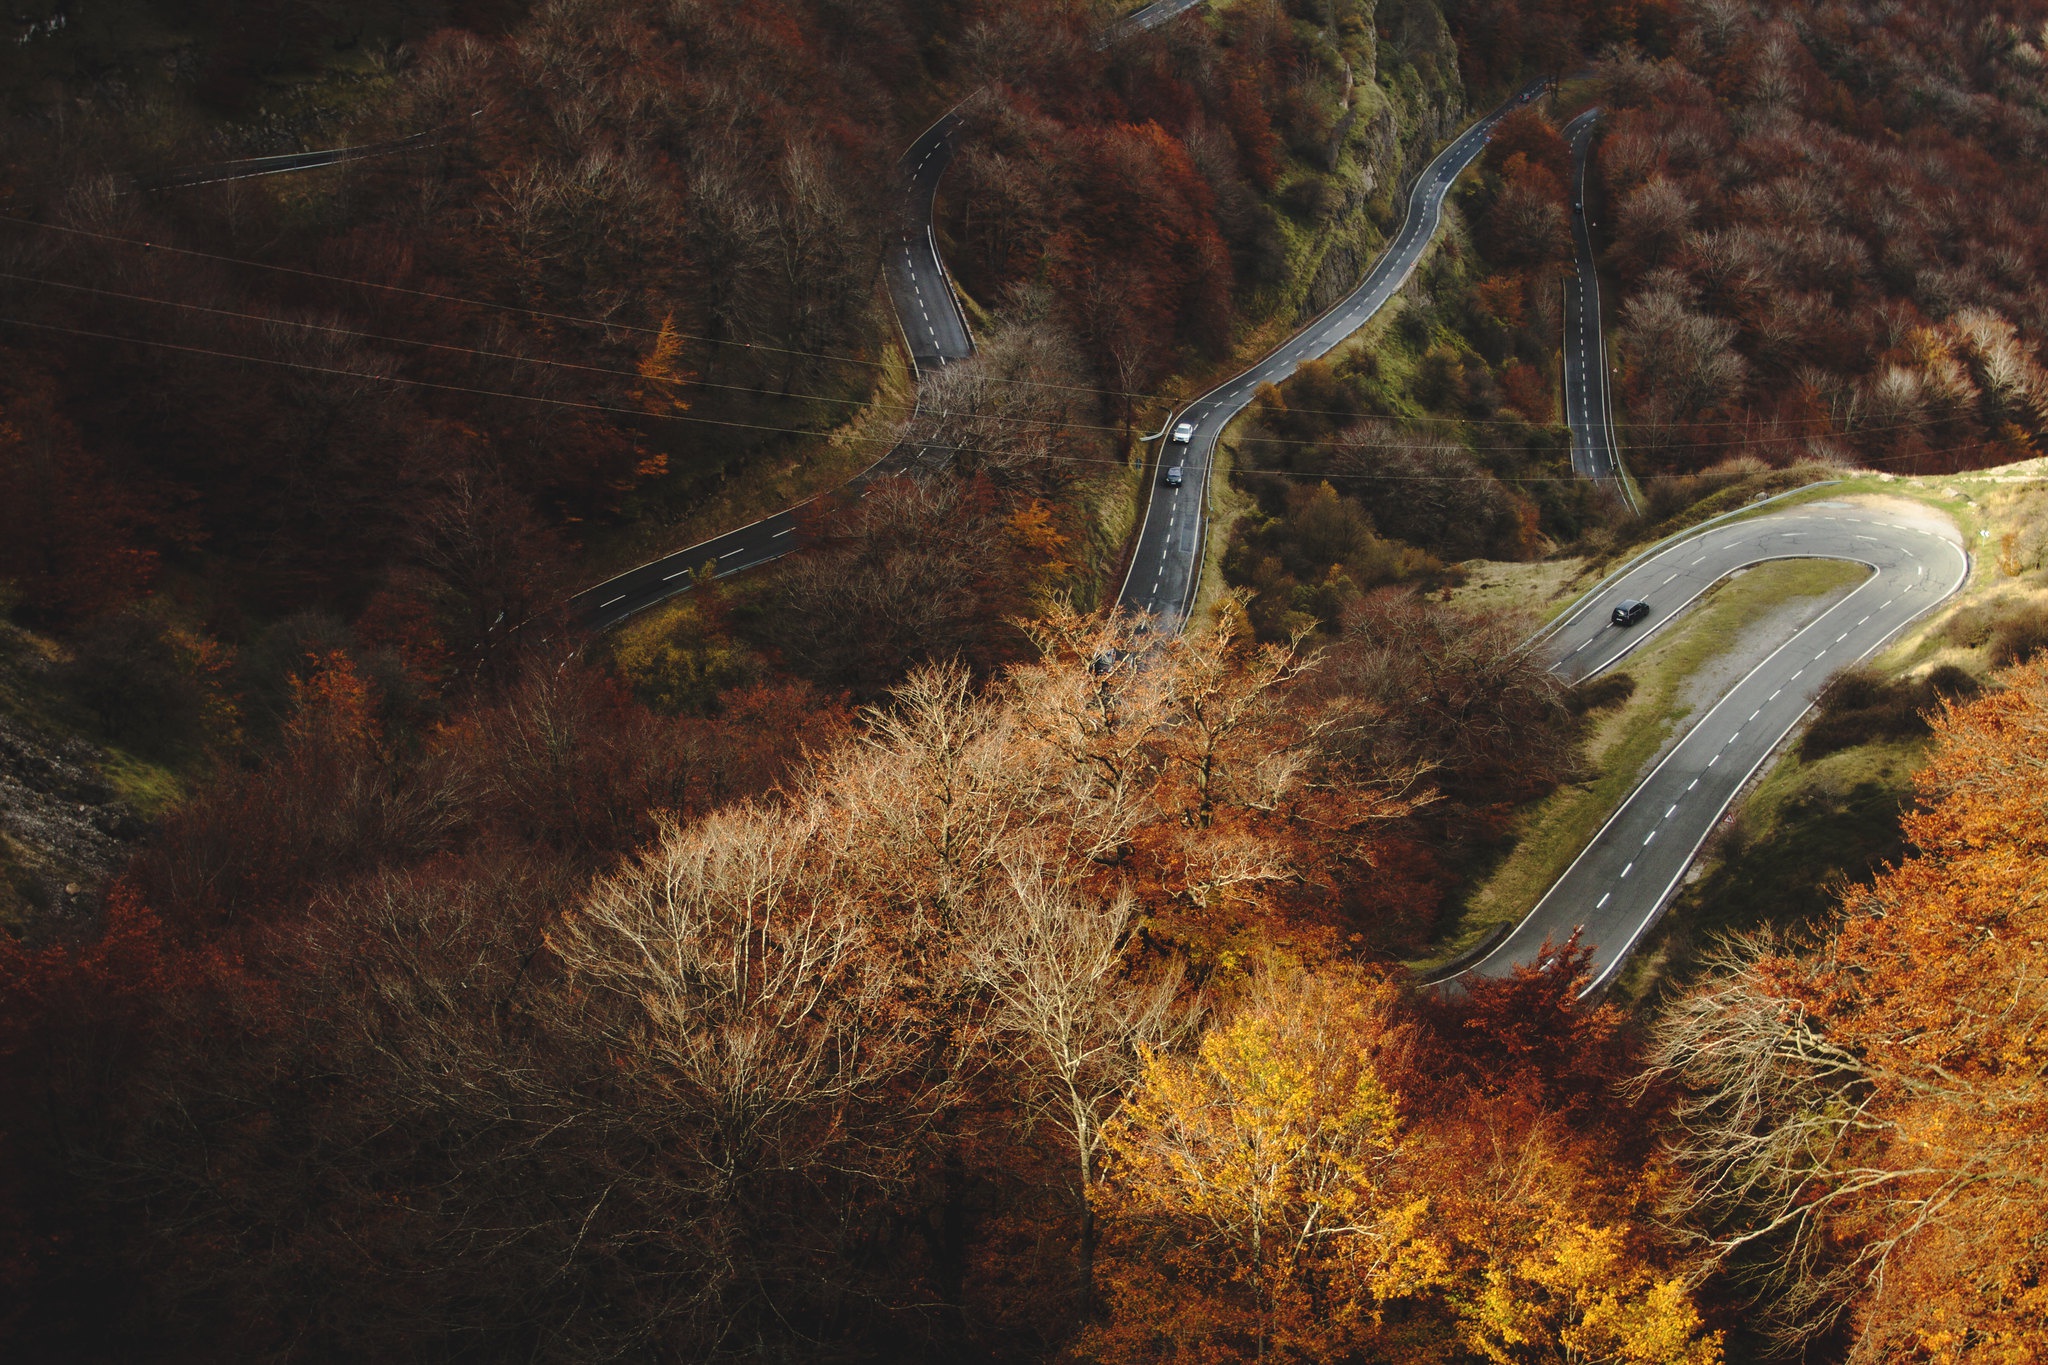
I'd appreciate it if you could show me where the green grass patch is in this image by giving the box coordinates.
[1191,435,1263,630]
[1410,556,1870,972]
[97,746,186,820]
[1441,556,1594,625]
[1069,464,1146,615]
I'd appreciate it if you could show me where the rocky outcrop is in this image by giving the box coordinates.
[0,630,147,935]
[1296,0,1466,323]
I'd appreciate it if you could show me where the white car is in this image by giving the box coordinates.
[1171,421,1196,444]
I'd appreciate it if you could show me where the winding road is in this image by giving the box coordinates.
[137,30,1971,996]
[572,0,1213,630]
[886,111,976,373]
[1118,78,1550,627]
[1561,107,1633,504]
[1461,498,1968,991]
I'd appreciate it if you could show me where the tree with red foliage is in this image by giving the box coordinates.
[0,880,211,1351]
[1430,932,1635,1123]
[0,357,157,627]
[1649,659,2048,1357]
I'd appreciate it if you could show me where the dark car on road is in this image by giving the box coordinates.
[1612,599,1649,627]
[1163,465,1184,487]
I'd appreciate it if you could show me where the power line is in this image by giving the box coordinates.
[0,267,1988,456]
[0,314,884,439]
[1,313,2017,485]
[3,212,1962,437]
[0,269,904,417]
[0,214,889,367]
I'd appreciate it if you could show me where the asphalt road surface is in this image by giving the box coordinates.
[573,0,1207,629]
[1561,107,1633,503]
[886,111,976,372]
[567,440,955,631]
[1460,498,1969,991]
[1095,0,1208,45]
[1116,78,1550,629]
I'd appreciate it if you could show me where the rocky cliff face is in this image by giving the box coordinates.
[0,623,147,936]
[1295,0,1466,322]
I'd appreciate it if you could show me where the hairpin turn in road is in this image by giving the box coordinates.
[1458,498,1967,992]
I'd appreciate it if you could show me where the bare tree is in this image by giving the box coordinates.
[1639,935,2020,1352]
[548,802,926,1343]
[1618,286,1750,425]
[965,861,1187,1302]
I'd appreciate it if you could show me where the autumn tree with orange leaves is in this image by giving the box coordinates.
[1648,658,2048,1360]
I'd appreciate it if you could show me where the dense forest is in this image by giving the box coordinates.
[2,0,2046,1359]
[1457,0,2048,474]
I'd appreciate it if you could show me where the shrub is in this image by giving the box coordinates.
[1568,671,1637,715]
[55,611,210,759]
[1989,602,2048,666]
[1639,457,1769,524]
[1278,173,1343,224]
[1798,665,1979,761]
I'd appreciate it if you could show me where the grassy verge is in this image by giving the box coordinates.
[1409,556,1870,973]
[1191,436,1263,629]
[1441,556,1593,622]
[0,624,186,820]
[1072,463,1147,615]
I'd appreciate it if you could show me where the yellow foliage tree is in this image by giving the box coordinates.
[635,311,694,415]
[1465,1220,1721,1365]
[1083,968,1446,1362]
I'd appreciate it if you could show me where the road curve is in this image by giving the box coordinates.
[1561,107,1633,505]
[883,0,1215,370]
[1461,498,1968,991]
[886,111,976,373]
[1117,78,1551,630]
[571,0,1208,629]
